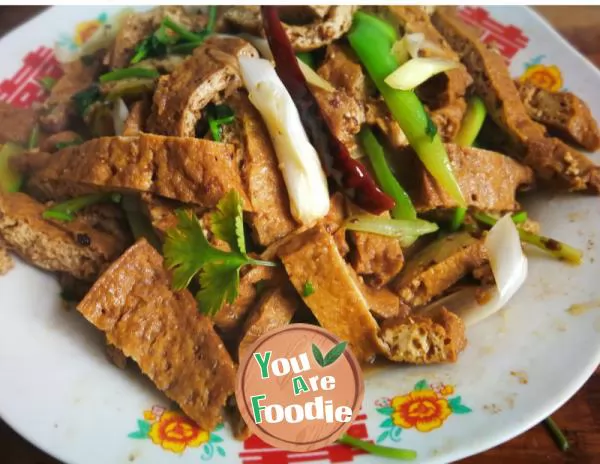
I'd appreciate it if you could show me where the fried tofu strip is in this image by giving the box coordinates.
[380,307,467,364]
[0,192,125,281]
[77,239,236,431]
[29,133,249,208]
[278,225,383,362]
[516,80,600,151]
[433,7,600,192]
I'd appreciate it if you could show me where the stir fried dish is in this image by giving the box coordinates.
[0,6,597,437]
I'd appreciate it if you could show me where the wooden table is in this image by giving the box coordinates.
[0,6,599,464]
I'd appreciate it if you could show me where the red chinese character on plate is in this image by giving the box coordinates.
[0,45,63,109]
[239,414,369,464]
[457,7,529,62]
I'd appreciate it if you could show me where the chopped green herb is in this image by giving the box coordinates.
[511,211,528,224]
[450,207,467,232]
[206,6,218,33]
[153,24,178,45]
[207,104,235,142]
[72,85,102,117]
[162,17,206,43]
[55,136,83,150]
[302,281,315,297]
[130,35,168,64]
[169,41,205,55]
[163,190,276,316]
[337,434,417,461]
[38,76,56,92]
[28,124,40,150]
[43,192,121,222]
[425,113,438,141]
[544,417,570,452]
[99,68,160,83]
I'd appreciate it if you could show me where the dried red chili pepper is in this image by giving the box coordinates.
[260,6,395,215]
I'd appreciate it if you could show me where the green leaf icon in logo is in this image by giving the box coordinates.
[312,341,348,367]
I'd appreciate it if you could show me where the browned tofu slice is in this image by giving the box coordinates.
[238,286,297,359]
[360,282,408,321]
[317,44,368,102]
[222,93,298,246]
[349,230,404,288]
[77,239,236,431]
[433,7,600,193]
[278,225,383,362]
[380,307,466,364]
[224,6,356,52]
[29,133,249,208]
[0,192,125,281]
[213,266,279,334]
[122,100,150,136]
[0,103,38,145]
[410,144,535,212]
[392,232,487,307]
[108,7,207,69]
[516,80,600,151]
[147,36,258,137]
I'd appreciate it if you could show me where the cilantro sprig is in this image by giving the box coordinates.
[163,190,276,316]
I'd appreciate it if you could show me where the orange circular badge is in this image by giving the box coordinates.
[236,324,364,451]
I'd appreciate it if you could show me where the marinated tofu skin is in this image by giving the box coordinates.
[392,231,488,307]
[30,133,249,208]
[238,286,297,359]
[380,307,467,364]
[0,244,13,276]
[147,36,258,137]
[433,7,600,193]
[317,44,369,102]
[0,192,124,281]
[411,144,535,212]
[77,239,236,431]
[516,80,600,152]
[222,93,298,246]
[278,225,383,362]
[122,99,150,136]
[224,6,357,52]
[349,230,405,288]
[0,103,38,145]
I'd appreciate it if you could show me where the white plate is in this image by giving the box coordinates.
[1,6,599,464]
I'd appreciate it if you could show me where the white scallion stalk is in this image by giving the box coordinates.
[384,57,459,91]
[419,214,528,327]
[239,57,329,225]
[112,98,129,136]
[239,34,334,92]
[391,33,445,64]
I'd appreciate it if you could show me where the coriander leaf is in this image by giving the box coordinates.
[302,281,315,297]
[210,189,245,254]
[72,85,102,117]
[197,259,244,316]
[163,209,231,290]
[425,114,437,141]
[99,68,160,83]
[131,35,168,64]
[207,104,235,142]
[323,341,347,366]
